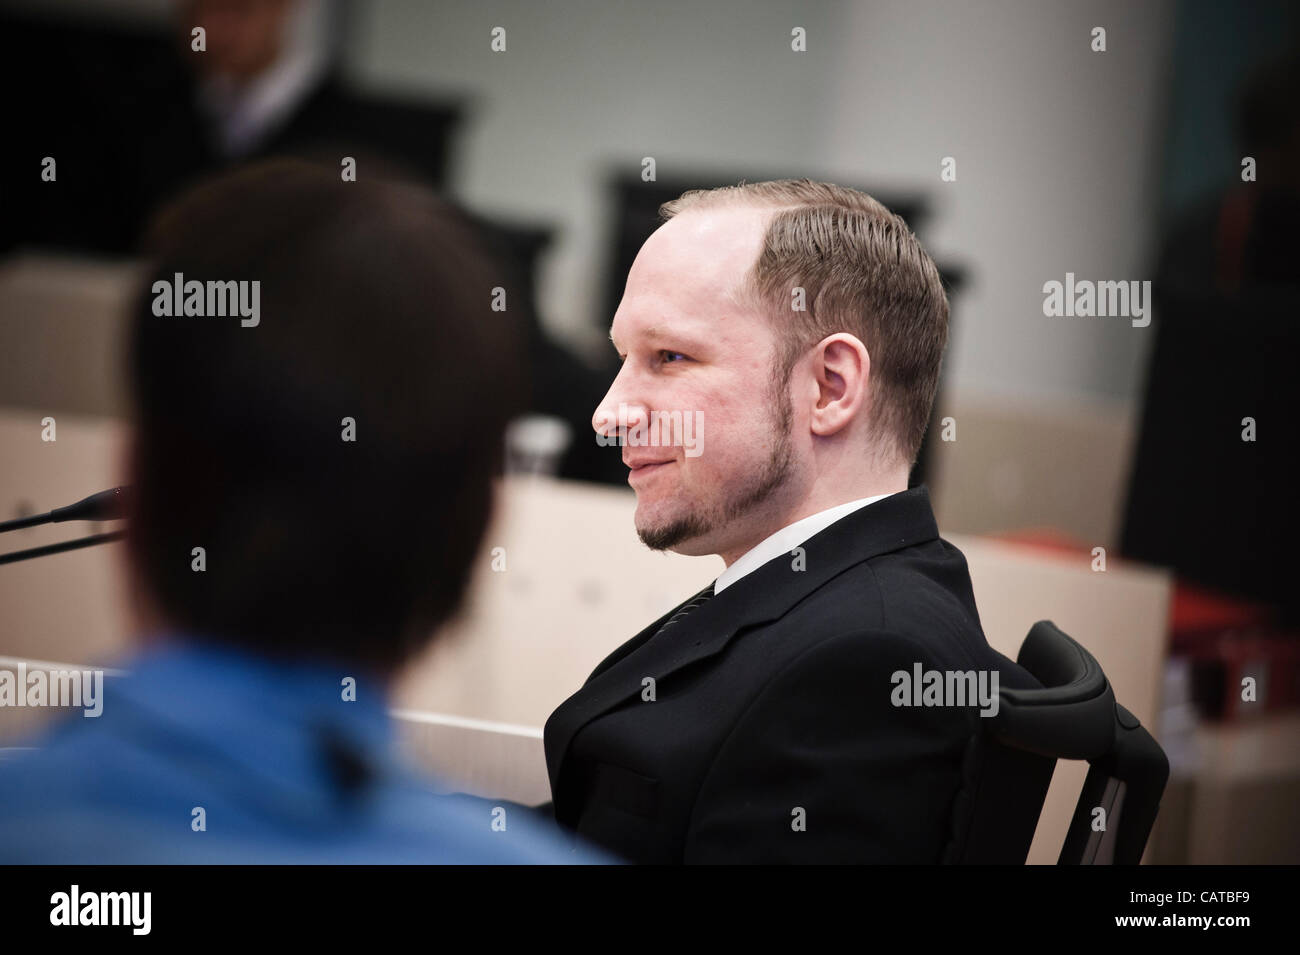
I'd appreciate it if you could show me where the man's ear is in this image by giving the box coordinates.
[809,334,870,437]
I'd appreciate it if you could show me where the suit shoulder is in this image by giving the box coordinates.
[775,537,1035,686]
[781,540,978,654]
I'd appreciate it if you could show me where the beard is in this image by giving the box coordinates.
[637,378,795,552]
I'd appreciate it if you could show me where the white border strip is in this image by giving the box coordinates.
[389,708,543,740]
[0,655,542,740]
[0,655,128,677]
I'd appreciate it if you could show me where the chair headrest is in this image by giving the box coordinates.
[990,620,1116,759]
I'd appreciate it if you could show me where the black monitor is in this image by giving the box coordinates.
[1121,281,1298,622]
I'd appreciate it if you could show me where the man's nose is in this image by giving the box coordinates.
[592,375,649,438]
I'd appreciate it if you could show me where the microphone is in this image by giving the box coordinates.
[0,486,130,535]
[0,487,130,566]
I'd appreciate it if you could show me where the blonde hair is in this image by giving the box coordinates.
[660,180,949,466]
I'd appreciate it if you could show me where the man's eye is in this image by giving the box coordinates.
[660,351,688,363]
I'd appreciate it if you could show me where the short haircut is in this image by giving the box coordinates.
[128,160,526,673]
[661,180,949,466]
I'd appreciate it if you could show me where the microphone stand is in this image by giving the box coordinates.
[0,531,126,566]
[0,487,129,565]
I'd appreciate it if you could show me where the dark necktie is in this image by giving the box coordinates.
[652,582,716,639]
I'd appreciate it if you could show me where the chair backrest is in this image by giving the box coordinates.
[944,620,1170,864]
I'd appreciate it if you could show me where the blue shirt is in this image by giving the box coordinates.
[0,639,607,863]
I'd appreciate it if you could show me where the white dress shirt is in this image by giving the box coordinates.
[197,44,327,160]
[713,492,899,594]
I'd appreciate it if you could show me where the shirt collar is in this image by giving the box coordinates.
[197,45,327,159]
[104,637,400,804]
[713,492,899,595]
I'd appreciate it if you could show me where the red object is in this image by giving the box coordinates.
[991,528,1297,720]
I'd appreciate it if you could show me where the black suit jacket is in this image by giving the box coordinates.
[543,486,1040,863]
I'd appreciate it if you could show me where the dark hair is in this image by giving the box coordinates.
[127,160,526,673]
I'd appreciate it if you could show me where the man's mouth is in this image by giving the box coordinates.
[626,458,675,483]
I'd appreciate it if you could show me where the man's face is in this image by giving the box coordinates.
[595,206,805,560]
[184,0,294,83]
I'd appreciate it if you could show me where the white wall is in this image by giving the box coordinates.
[817,0,1175,402]
[348,0,1175,406]
[16,0,1177,404]
[347,0,851,355]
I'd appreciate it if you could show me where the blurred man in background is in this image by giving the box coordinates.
[0,161,600,863]
[4,0,457,255]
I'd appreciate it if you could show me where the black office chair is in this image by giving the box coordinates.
[942,620,1170,864]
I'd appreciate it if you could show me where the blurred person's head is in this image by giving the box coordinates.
[181,0,297,84]
[594,180,947,564]
[126,159,526,675]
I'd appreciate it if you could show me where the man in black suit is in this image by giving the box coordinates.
[543,179,1040,863]
[5,0,459,255]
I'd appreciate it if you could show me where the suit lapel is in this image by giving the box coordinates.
[543,486,941,797]
[582,582,715,684]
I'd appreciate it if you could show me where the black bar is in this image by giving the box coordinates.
[0,512,51,534]
[0,530,126,565]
